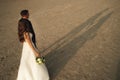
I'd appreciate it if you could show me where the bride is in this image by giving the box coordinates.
[17,10,49,80]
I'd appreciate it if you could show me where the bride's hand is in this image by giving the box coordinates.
[34,51,41,57]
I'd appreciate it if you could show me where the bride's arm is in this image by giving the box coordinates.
[23,32,41,57]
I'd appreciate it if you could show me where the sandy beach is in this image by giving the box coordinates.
[0,0,120,80]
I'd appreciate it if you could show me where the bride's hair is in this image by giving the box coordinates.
[18,22,30,42]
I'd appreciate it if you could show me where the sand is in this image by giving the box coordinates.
[0,0,120,80]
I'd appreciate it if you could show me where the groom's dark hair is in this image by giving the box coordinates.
[20,10,29,16]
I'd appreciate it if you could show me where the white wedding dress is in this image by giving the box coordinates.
[17,32,49,80]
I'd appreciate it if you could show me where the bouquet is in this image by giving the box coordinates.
[36,56,45,64]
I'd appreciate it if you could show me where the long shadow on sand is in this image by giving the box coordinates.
[43,8,112,79]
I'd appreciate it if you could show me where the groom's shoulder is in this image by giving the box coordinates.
[19,18,30,23]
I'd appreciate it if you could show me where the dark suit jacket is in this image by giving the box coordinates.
[18,18,37,47]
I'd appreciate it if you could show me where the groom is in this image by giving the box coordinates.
[18,10,37,47]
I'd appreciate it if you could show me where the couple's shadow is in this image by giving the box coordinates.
[41,8,112,79]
